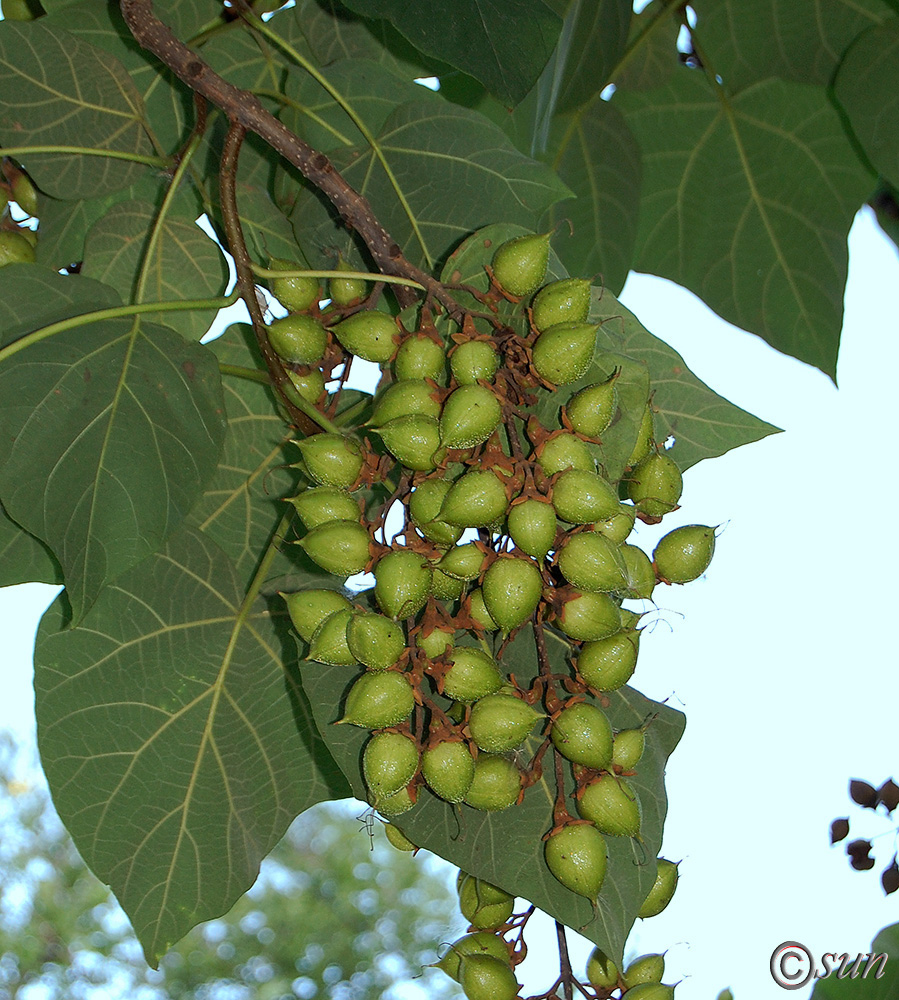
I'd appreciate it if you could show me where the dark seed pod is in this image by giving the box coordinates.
[830,818,850,844]
[882,857,899,895]
[626,405,654,468]
[846,838,875,871]
[383,823,417,852]
[849,779,878,809]
[880,779,899,812]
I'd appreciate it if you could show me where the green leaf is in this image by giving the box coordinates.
[591,289,782,471]
[223,183,305,266]
[34,526,349,964]
[834,19,899,189]
[338,0,563,106]
[0,269,227,620]
[299,622,685,966]
[810,922,899,998]
[81,199,229,341]
[0,264,120,336]
[612,0,681,93]
[616,69,873,378]
[0,501,63,588]
[691,0,892,91]
[289,100,572,272]
[0,21,155,199]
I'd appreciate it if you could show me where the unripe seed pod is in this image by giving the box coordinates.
[464,753,521,811]
[531,277,592,331]
[281,588,352,642]
[299,519,370,576]
[653,524,715,583]
[627,452,683,518]
[409,480,462,547]
[491,232,550,297]
[443,647,503,703]
[619,608,642,630]
[507,498,556,561]
[577,630,640,691]
[374,550,431,619]
[467,588,498,632]
[459,876,515,928]
[469,693,541,753]
[586,948,620,990]
[431,567,465,600]
[532,322,598,385]
[538,433,594,475]
[295,433,363,488]
[552,469,619,524]
[371,379,442,425]
[593,503,636,544]
[482,555,543,633]
[346,612,405,669]
[328,255,368,306]
[394,334,446,381]
[621,543,656,600]
[557,590,620,642]
[435,932,510,982]
[557,532,628,593]
[440,384,502,449]
[0,189,8,215]
[308,608,356,665]
[622,985,674,1000]
[551,702,613,770]
[544,822,608,899]
[333,309,398,362]
[627,405,654,468]
[288,486,359,529]
[438,543,487,581]
[612,728,645,771]
[459,954,520,1000]
[267,314,328,364]
[417,626,454,658]
[0,230,36,266]
[566,377,618,439]
[363,731,419,799]
[451,340,500,384]
[11,171,39,217]
[268,256,320,313]
[287,368,325,403]
[338,670,414,728]
[623,954,666,988]
[440,471,508,528]
[422,739,476,803]
[374,785,415,816]
[375,414,441,471]
[384,822,417,852]
[578,775,641,837]
[638,858,678,917]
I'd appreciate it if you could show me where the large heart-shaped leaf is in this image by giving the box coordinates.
[0,502,63,589]
[34,526,350,965]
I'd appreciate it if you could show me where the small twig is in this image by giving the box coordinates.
[556,922,574,1000]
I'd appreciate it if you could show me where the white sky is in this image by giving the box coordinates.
[2,208,898,999]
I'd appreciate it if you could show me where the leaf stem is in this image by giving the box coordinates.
[252,264,425,292]
[218,363,271,385]
[0,146,168,167]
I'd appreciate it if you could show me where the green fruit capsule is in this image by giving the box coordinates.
[552,469,620,524]
[627,405,655,468]
[638,858,678,918]
[287,368,325,403]
[346,612,405,669]
[281,589,352,643]
[611,728,645,771]
[417,626,454,658]
[371,378,442,425]
[459,876,515,928]
[621,544,656,600]
[422,739,476,803]
[653,524,715,583]
[328,255,368,307]
[363,731,419,799]
[622,985,675,1000]
[431,567,465,600]
[594,503,637,544]
[375,414,441,471]
[308,608,356,665]
[507,498,556,561]
[577,630,640,691]
[627,452,683,518]
[623,954,666,988]
[557,532,628,593]
[438,543,487,581]
[451,340,500,384]
[531,277,592,331]
[374,550,432,619]
[440,384,502,449]
[464,754,521,811]
[295,433,363,488]
[482,555,543,633]
[532,322,598,385]
[11,172,39,217]
[443,647,503,703]
[299,519,370,576]
[383,823,417,852]
[0,230,36,267]
[586,948,620,990]
[268,256,321,313]
[544,822,608,899]
[468,693,541,753]
[459,954,520,1000]
[557,590,620,642]
[267,314,328,364]
[409,481,463,546]
[338,670,414,728]
[551,702,613,770]
[538,433,594,475]
[578,775,641,837]
[374,785,415,817]
[435,932,510,982]
[394,334,446,381]
[440,471,508,528]
[566,377,618,439]
[491,232,550,297]
[287,486,359,529]
[467,588,499,632]
[333,310,398,362]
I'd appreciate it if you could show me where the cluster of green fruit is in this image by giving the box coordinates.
[0,159,39,267]
[277,229,716,994]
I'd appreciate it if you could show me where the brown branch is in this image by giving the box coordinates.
[119,0,463,318]
[556,922,574,1000]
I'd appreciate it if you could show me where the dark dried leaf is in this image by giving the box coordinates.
[850,779,879,808]
[882,858,899,895]
[847,839,875,871]
[878,779,899,813]
[830,818,850,844]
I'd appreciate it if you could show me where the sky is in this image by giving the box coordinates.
[2,208,899,999]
